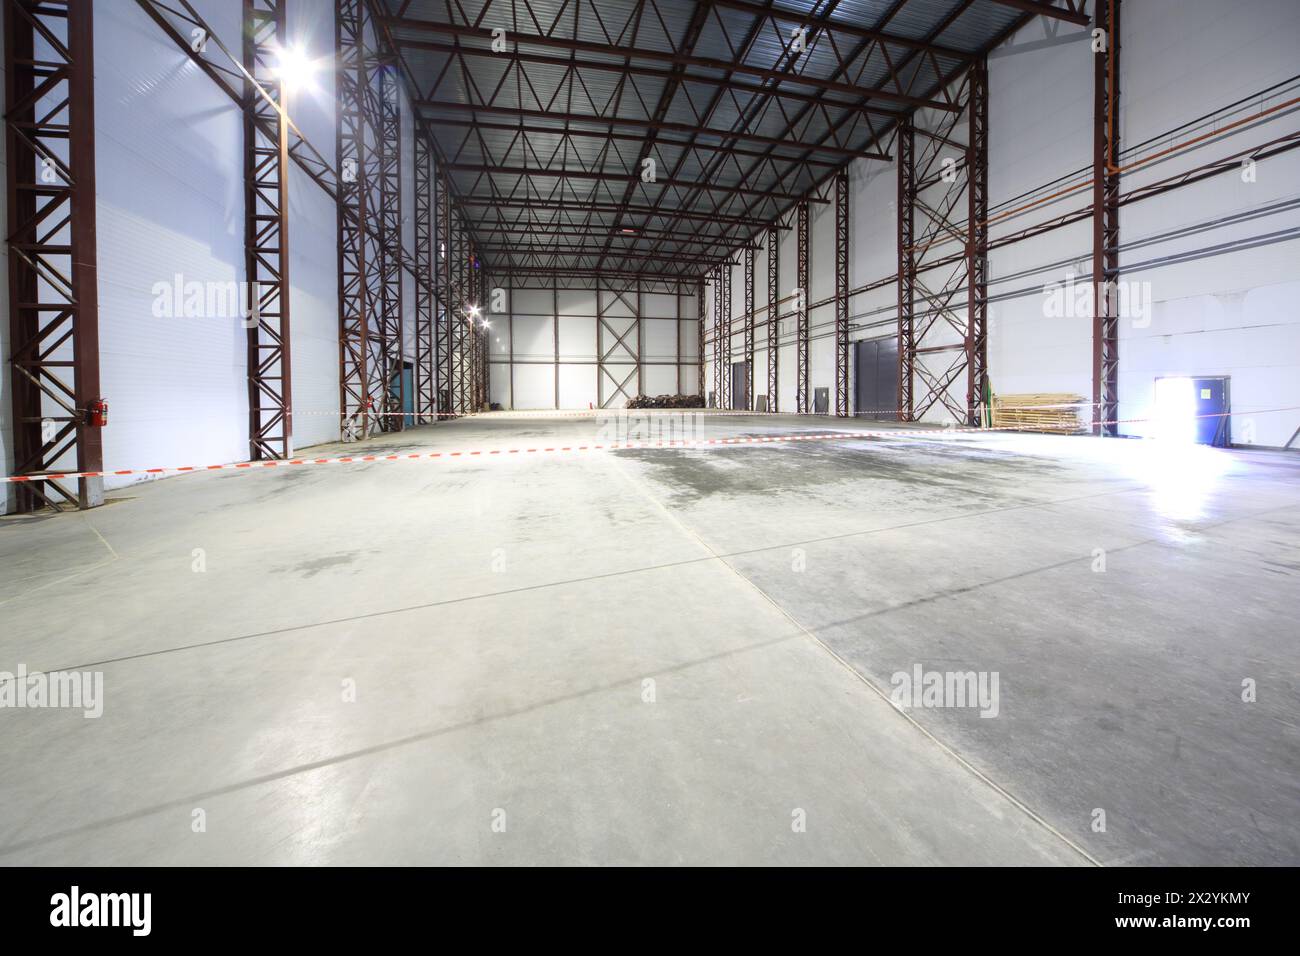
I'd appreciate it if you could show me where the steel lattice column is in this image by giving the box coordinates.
[244,0,292,459]
[834,169,850,417]
[712,267,722,405]
[720,263,731,409]
[413,131,436,423]
[767,225,778,412]
[453,219,469,412]
[795,199,809,414]
[896,120,915,422]
[743,247,755,411]
[437,172,453,415]
[335,0,376,440]
[375,58,403,432]
[696,278,705,399]
[967,57,990,427]
[4,0,102,510]
[1093,0,1121,436]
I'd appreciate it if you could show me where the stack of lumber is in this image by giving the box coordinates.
[991,393,1086,433]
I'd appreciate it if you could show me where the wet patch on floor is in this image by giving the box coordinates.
[613,433,1073,505]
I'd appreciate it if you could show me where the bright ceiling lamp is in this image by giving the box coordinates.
[271,43,319,92]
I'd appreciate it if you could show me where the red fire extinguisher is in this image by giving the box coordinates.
[87,398,108,427]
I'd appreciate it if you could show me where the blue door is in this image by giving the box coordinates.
[1192,377,1230,446]
[401,364,415,426]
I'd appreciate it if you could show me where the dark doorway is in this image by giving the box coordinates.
[731,361,749,411]
[854,336,899,420]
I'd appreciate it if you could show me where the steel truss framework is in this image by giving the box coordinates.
[743,246,755,411]
[696,278,706,400]
[384,0,989,280]
[413,130,436,422]
[896,58,988,424]
[597,277,642,409]
[336,0,380,439]
[834,168,850,417]
[720,263,732,409]
[244,0,292,459]
[766,224,779,412]
[795,199,810,414]
[135,0,473,441]
[4,0,101,511]
[483,271,694,408]
[374,53,404,432]
[437,172,454,413]
[1093,0,1121,436]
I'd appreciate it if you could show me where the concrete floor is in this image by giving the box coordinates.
[1,411,1297,865]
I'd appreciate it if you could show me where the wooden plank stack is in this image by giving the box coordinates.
[991,393,1087,433]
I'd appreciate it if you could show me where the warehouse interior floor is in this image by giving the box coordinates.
[1,411,1296,865]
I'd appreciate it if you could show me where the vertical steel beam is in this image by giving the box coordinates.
[834,168,850,417]
[767,224,779,412]
[437,173,453,415]
[375,56,403,431]
[459,222,470,412]
[696,277,705,400]
[450,217,464,412]
[552,274,559,408]
[743,246,755,411]
[244,0,292,459]
[1092,0,1121,436]
[335,0,374,440]
[967,56,990,427]
[5,0,103,510]
[795,199,810,414]
[675,283,682,395]
[721,263,732,409]
[896,120,915,422]
[413,131,435,423]
[712,265,722,408]
[508,274,515,408]
[635,279,643,399]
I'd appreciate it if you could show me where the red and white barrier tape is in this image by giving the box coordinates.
[0,431,866,483]
[3,406,1295,485]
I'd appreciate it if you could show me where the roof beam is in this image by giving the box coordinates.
[687,0,973,60]
[420,117,841,168]
[444,162,828,203]
[385,18,959,111]
[456,196,777,229]
[986,0,1090,26]
[414,99,886,159]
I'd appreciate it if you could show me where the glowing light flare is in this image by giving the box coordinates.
[1154,376,1197,445]
[270,43,320,92]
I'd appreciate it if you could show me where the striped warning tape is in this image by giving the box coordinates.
[2,405,1295,484]
[0,431,868,483]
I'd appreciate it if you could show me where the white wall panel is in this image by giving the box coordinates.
[95,0,247,487]
[489,362,511,407]
[512,315,554,361]
[558,289,596,316]
[558,364,597,409]
[643,319,678,363]
[558,316,596,362]
[514,288,552,315]
[285,0,341,449]
[512,363,555,409]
